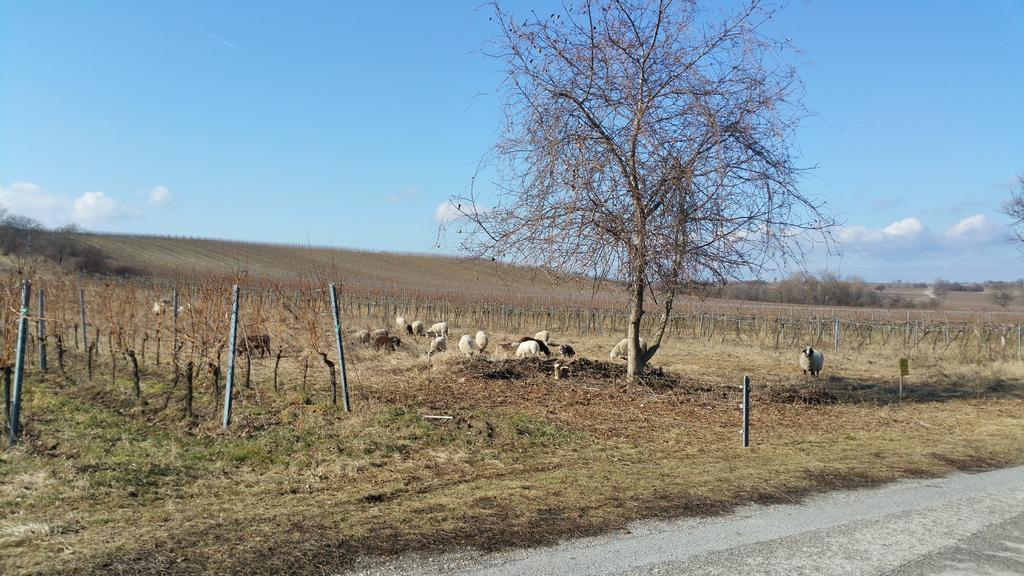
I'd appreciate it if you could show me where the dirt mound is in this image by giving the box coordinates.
[443,355,692,390]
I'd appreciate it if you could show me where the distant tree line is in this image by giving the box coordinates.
[0,208,136,275]
[715,272,892,308]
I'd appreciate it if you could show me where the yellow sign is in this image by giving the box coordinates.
[899,358,910,377]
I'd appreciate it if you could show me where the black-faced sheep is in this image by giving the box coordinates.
[374,335,401,352]
[515,340,541,358]
[800,346,824,377]
[558,344,576,357]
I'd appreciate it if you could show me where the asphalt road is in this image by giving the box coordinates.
[345,465,1024,576]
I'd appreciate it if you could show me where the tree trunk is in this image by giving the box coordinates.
[626,274,646,379]
[127,349,141,400]
[185,361,194,418]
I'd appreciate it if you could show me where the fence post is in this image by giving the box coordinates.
[833,318,840,353]
[79,288,88,360]
[172,288,179,366]
[741,375,750,448]
[329,283,351,412]
[8,279,31,448]
[222,285,240,428]
[1018,323,1021,362]
[37,289,47,373]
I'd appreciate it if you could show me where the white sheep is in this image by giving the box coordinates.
[800,346,825,378]
[411,320,425,336]
[610,337,648,360]
[515,340,542,358]
[534,330,551,343]
[458,334,475,357]
[426,322,449,338]
[395,316,407,332]
[475,330,489,352]
[152,301,164,315]
[428,335,447,356]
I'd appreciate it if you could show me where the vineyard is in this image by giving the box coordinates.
[2,269,1024,575]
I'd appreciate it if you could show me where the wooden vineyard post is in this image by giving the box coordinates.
[329,283,351,412]
[741,375,750,448]
[37,289,47,373]
[80,288,88,374]
[8,279,31,448]
[222,285,240,428]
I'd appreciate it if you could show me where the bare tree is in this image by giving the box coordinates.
[449,0,834,377]
[1002,174,1024,247]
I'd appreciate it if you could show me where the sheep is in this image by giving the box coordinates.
[534,330,551,343]
[515,340,541,358]
[370,328,389,339]
[800,346,825,378]
[517,336,551,356]
[410,320,425,336]
[474,330,489,352]
[558,344,576,357]
[152,301,164,315]
[426,322,449,338]
[610,337,648,360]
[458,334,476,357]
[428,335,447,356]
[374,335,401,352]
[353,330,371,344]
[395,316,406,332]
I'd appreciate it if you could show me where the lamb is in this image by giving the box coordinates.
[517,336,551,356]
[558,344,576,357]
[458,334,476,357]
[609,337,648,360]
[515,340,542,358]
[410,320,425,336]
[428,335,447,356]
[426,322,449,338]
[533,330,551,343]
[370,328,389,339]
[474,330,489,352]
[374,334,401,352]
[800,346,824,378]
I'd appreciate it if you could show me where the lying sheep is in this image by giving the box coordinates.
[800,346,824,378]
[410,320,425,336]
[517,336,550,356]
[374,335,401,352]
[426,322,449,338]
[475,330,489,352]
[558,344,576,357]
[534,330,551,343]
[610,337,648,360]
[428,335,447,356]
[458,334,475,357]
[515,340,541,358]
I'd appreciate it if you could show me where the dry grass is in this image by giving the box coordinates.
[1,331,1023,575]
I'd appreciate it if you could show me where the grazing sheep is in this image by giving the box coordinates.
[558,344,576,357]
[428,335,447,356]
[353,330,371,344]
[517,336,551,356]
[405,324,413,335]
[458,334,475,357]
[411,320,425,336]
[474,330,489,352]
[395,316,406,331]
[533,330,551,344]
[610,337,648,360]
[370,328,389,339]
[800,346,825,378]
[515,340,541,358]
[374,334,401,352]
[426,322,449,338]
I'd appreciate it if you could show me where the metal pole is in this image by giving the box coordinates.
[80,288,88,357]
[37,289,47,373]
[222,285,240,428]
[172,288,179,366]
[9,279,31,448]
[329,283,351,412]
[741,375,750,448]
[833,318,840,353]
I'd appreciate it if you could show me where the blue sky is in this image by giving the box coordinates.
[1,1,1022,281]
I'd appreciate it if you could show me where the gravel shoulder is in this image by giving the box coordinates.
[343,465,1024,576]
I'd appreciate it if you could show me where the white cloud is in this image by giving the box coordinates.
[386,187,419,205]
[944,213,1001,244]
[72,191,132,224]
[838,217,926,245]
[148,185,175,207]
[434,201,464,225]
[0,181,69,226]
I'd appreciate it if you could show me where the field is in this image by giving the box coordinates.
[2,254,1024,575]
